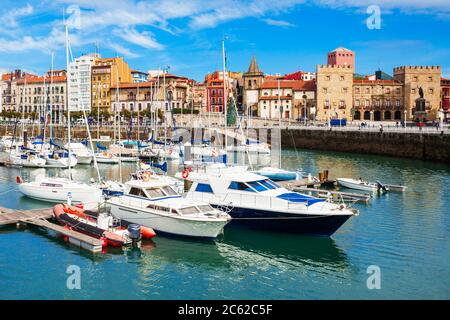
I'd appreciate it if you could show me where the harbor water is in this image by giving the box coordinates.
[0,149,449,299]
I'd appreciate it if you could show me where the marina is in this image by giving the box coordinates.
[0,148,449,299]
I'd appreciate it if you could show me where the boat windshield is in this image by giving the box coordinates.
[161,186,178,196]
[259,179,280,190]
[145,188,165,198]
[197,204,214,213]
[179,206,201,215]
[129,187,148,198]
[247,181,269,192]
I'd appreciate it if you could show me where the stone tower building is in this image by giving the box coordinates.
[393,66,441,120]
[243,56,264,113]
[316,64,354,121]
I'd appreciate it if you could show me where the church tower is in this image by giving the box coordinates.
[243,56,264,111]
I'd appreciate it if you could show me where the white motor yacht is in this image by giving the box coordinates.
[179,165,357,236]
[106,175,230,239]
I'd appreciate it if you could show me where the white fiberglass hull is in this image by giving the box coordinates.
[108,201,228,238]
[76,155,93,164]
[337,178,377,192]
[45,156,78,168]
[18,180,103,204]
[8,155,46,167]
[95,154,120,164]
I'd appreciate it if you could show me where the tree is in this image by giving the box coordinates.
[226,96,237,126]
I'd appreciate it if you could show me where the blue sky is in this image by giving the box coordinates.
[0,0,449,81]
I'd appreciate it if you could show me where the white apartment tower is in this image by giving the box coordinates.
[68,54,100,112]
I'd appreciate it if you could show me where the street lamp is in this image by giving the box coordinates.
[404,109,407,131]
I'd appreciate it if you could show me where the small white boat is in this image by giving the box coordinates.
[95,152,120,164]
[65,142,93,165]
[44,151,78,168]
[17,175,103,207]
[7,149,46,168]
[106,175,231,239]
[337,178,386,192]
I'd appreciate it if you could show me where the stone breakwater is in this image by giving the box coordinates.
[281,129,450,163]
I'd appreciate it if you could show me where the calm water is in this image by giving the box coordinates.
[0,149,449,299]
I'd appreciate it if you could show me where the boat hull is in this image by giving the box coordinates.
[18,184,103,204]
[254,172,297,181]
[76,155,92,164]
[337,179,377,192]
[214,205,352,236]
[108,203,228,239]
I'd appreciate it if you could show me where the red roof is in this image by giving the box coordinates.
[281,71,303,80]
[16,75,66,85]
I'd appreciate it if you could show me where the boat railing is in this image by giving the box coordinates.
[189,191,309,212]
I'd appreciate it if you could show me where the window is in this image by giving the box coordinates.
[355,88,360,94]
[413,76,418,82]
[429,88,434,94]
[198,204,214,212]
[247,181,268,192]
[145,188,164,198]
[326,75,331,81]
[355,100,360,107]
[162,186,178,196]
[129,187,147,198]
[228,181,254,192]
[340,76,345,81]
[195,183,213,193]
[179,206,201,215]
[428,76,433,82]
[259,179,278,190]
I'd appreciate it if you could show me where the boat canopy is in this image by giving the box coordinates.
[96,142,107,151]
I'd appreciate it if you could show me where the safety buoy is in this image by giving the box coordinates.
[16,176,23,184]
[108,153,113,159]
[182,169,189,179]
[143,171,151,182]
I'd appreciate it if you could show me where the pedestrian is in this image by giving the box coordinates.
[379,124,383,133]
[396,121,399,128]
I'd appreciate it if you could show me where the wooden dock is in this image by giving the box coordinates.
[0,206,103,253]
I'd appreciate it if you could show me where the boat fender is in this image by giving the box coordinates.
[54,153,59,160]
[108,153,113,159]
[16,176,23,184]
[182,169,189,179]
[75,203,84,210]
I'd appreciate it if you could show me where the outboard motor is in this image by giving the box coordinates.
[376,180,388,193]
[127,224,142,247]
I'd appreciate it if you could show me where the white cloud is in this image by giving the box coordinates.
[263,18,296,27]
[114,28,164,50]
[3,4,34,27]
[108,43,140,59]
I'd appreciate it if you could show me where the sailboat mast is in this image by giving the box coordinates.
[222,39,228,156]
[65,23,72,179]
[116,64,122,183]
[278,78,281,168]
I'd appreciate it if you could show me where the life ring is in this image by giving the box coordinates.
[16,176,23,184]
[143,171,151,182]
[108,153,113,159]
[182,169,189,179]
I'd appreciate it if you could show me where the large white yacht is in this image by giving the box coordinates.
[179,165,358,236]
[106,174,231,239]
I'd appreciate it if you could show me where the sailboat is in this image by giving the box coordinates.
[17,21,103,207]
